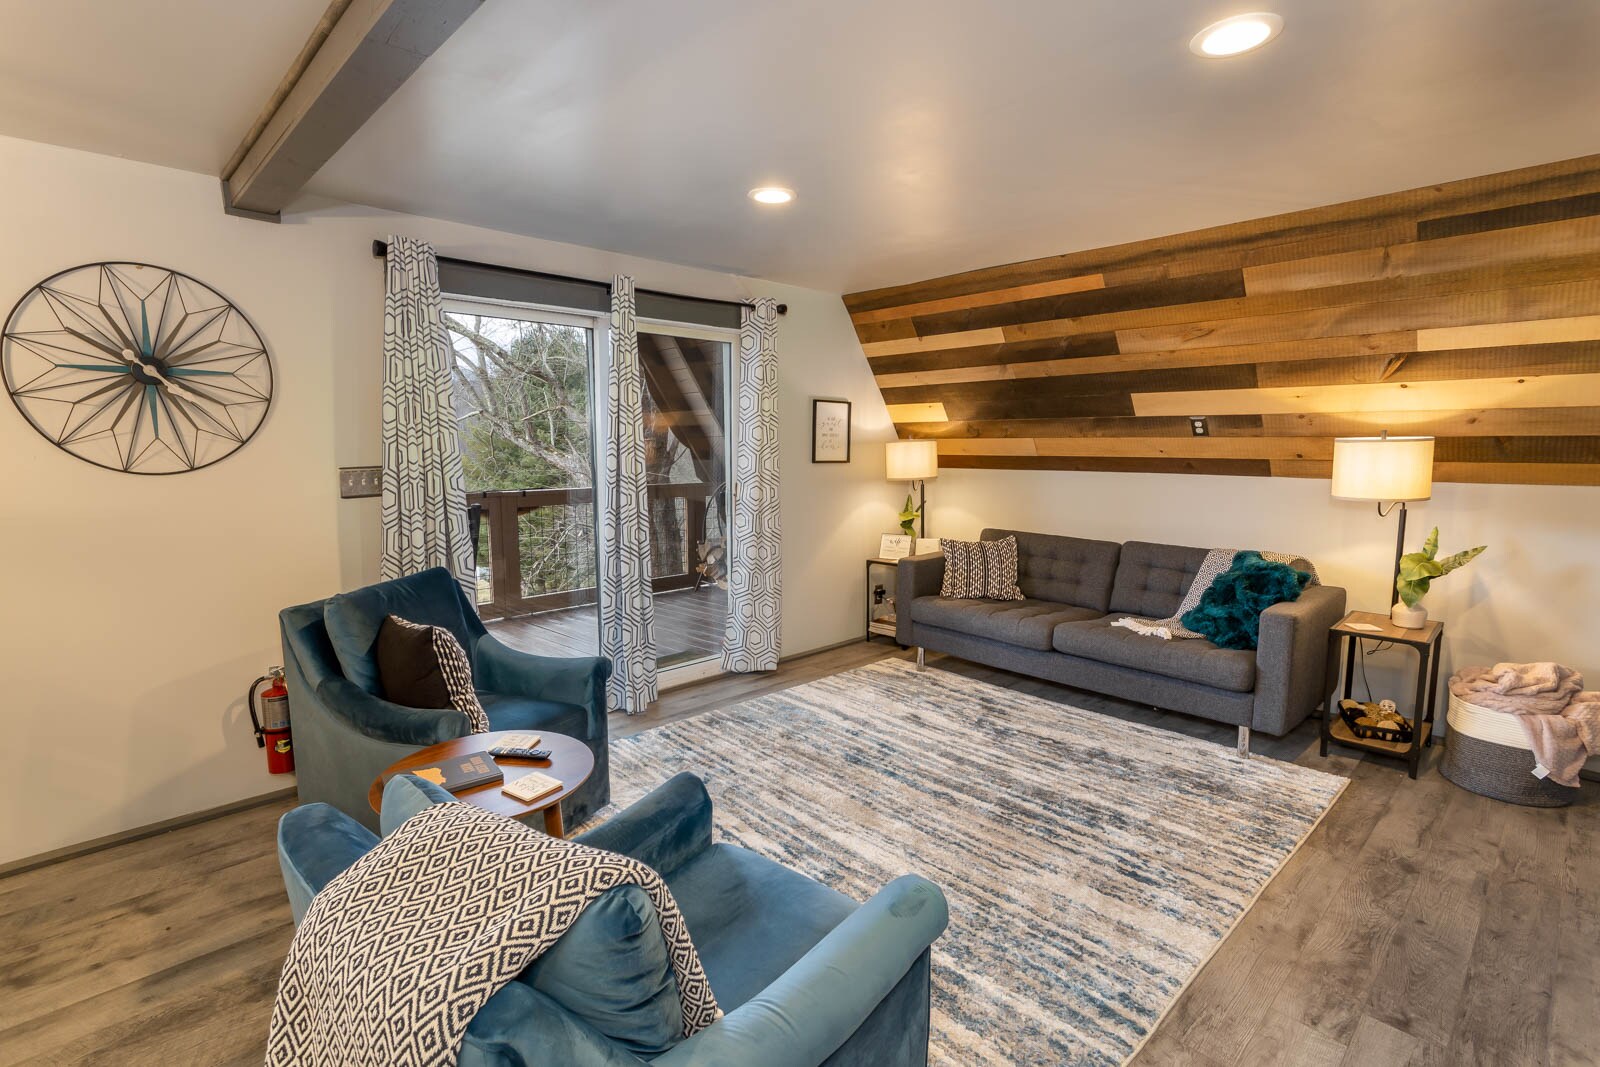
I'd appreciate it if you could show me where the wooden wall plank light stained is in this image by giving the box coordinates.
[846,154,1600,485]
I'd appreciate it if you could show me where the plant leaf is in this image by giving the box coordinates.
[1436,544,1487,574]
[1421,526,1439,560]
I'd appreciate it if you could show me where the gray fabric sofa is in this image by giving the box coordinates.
[895,529,1347,755]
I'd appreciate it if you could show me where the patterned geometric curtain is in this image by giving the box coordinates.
[721,299,782,672]
[380,236,474,597]
[597,276,658,713]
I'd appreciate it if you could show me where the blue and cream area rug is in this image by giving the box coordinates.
[606,659,1347,1066]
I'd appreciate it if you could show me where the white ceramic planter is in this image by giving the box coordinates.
[1390,600,1428,629]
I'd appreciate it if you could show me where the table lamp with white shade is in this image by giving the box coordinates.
[886,439,939,538]
[1330,433,1435,625]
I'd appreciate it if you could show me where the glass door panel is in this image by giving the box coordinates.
[636,326,733,671]
[446,303,601,658]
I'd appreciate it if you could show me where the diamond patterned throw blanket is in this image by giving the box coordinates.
[266,802,720,1066]
[1112,548,1320,641]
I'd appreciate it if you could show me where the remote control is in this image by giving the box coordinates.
[490,746,551,760]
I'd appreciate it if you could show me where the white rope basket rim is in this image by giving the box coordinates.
[1447,693,1535,751]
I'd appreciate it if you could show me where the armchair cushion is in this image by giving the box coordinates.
[480,692,591,736]
[324,567,480,696]
[277,803,379,925]
[380,771,691,1057]
[379,772,457,836]
[376,615,489,733]
[520,885,686,1056]
[670,843,856,1011]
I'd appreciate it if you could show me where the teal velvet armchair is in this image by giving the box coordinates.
[279,566,612,832]
[276,772,948,1066]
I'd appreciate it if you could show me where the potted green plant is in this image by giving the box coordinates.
[1393,527,1486,628]
[898,494,921,537]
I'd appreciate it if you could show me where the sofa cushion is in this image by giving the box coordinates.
[1108,541,1210,619]
[1051,616,1257,692]
[324,567,478,695]
[910,596,1103,651]
[982,529,1121,611]
[668,842,856,1011]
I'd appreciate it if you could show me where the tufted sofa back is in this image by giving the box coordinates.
[1107,541,1211,619]
[980,529,1121,611]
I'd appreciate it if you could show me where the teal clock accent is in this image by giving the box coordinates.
[1,262,273,474]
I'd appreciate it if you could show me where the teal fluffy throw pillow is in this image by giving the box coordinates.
[1181,551,1311,651]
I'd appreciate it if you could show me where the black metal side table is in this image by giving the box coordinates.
[1322,610,1444,779]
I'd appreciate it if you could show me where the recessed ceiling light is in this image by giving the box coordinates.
[748,186,795,205]
[1190,12,1283,57]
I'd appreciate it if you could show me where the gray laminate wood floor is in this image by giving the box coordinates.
[2,641,1594,1065]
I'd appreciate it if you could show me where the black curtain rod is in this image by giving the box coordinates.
[370,240,786,315]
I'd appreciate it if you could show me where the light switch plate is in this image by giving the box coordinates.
[339,466,383,499]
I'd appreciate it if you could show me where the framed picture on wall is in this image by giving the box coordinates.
[812,399,852,463]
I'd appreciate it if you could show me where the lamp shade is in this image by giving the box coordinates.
[886,439,939,481]
[1330,436,1434,502]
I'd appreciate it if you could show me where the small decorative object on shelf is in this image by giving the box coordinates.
[1322,610,1443,779]
[1338,698,1414,744]
[1393,527,1486,629]
[878,533,913,560]
[866,557,901,642]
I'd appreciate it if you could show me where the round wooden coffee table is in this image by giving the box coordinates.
[368,730,595,837]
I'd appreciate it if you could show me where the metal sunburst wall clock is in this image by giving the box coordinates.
[1,262,273,474]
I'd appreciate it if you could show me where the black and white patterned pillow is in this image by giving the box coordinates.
[939,537,1024,601]
[376,615,490,733]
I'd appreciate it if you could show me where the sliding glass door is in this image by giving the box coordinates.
[445,300,602,657]
[444,299,736,677]
[636,322,735,672]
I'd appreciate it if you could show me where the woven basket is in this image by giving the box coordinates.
[1439,694,1578,807]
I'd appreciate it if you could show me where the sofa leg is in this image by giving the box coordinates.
[1236,726,1251,758]
[915,647,925,672]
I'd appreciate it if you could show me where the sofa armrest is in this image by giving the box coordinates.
[573,772,714,877]
[1253,584,1347,736]
[474,636,612,733]
[313,675,471,746]
[651,875,948,1067]
[895,553,945,645]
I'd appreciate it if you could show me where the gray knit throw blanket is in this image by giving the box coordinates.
[266,802,720,1066]
[1112,548,1320,641]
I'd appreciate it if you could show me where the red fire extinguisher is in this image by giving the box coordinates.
[249,667,294,774]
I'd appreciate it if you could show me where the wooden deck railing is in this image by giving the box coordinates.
[468,483,710,618]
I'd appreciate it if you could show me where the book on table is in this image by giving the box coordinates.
[384,752,504,793]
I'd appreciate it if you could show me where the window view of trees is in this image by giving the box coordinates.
[445,312,729,616]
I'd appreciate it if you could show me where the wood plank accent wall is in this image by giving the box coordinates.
[844,156,1600,485]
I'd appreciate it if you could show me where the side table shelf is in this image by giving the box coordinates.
[866,557,901,642]
[1321,610,1444,779]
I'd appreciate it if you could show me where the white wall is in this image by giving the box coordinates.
[0,135,894,865]
[930,467,1600,707]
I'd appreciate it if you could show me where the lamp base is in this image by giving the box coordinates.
[1391,601,1428,629]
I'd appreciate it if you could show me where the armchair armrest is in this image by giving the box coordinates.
[1253,584,1348,736]
[574,772,713,877]
[474,636,611,720]
[314,676,470,747]
[652,875,949,1067]
[895,553,945,645]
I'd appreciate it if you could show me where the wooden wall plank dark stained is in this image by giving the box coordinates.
[848,155,1600,486]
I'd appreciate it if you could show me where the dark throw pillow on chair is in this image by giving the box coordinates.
[376,615,490,733]
[1180,551,1312,651]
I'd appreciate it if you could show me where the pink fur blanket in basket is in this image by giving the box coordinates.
[1448,663,1600,788]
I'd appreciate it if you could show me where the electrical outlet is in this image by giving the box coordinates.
[339,466,383,499]
[1189,416,1210,437]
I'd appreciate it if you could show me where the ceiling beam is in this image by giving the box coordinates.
[221,0,482,220]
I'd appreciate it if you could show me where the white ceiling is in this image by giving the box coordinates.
[0,0,331,174]
[4,1,1599,293]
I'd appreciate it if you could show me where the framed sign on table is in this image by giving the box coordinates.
[812,398,851,462]
[878,534,914,560]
